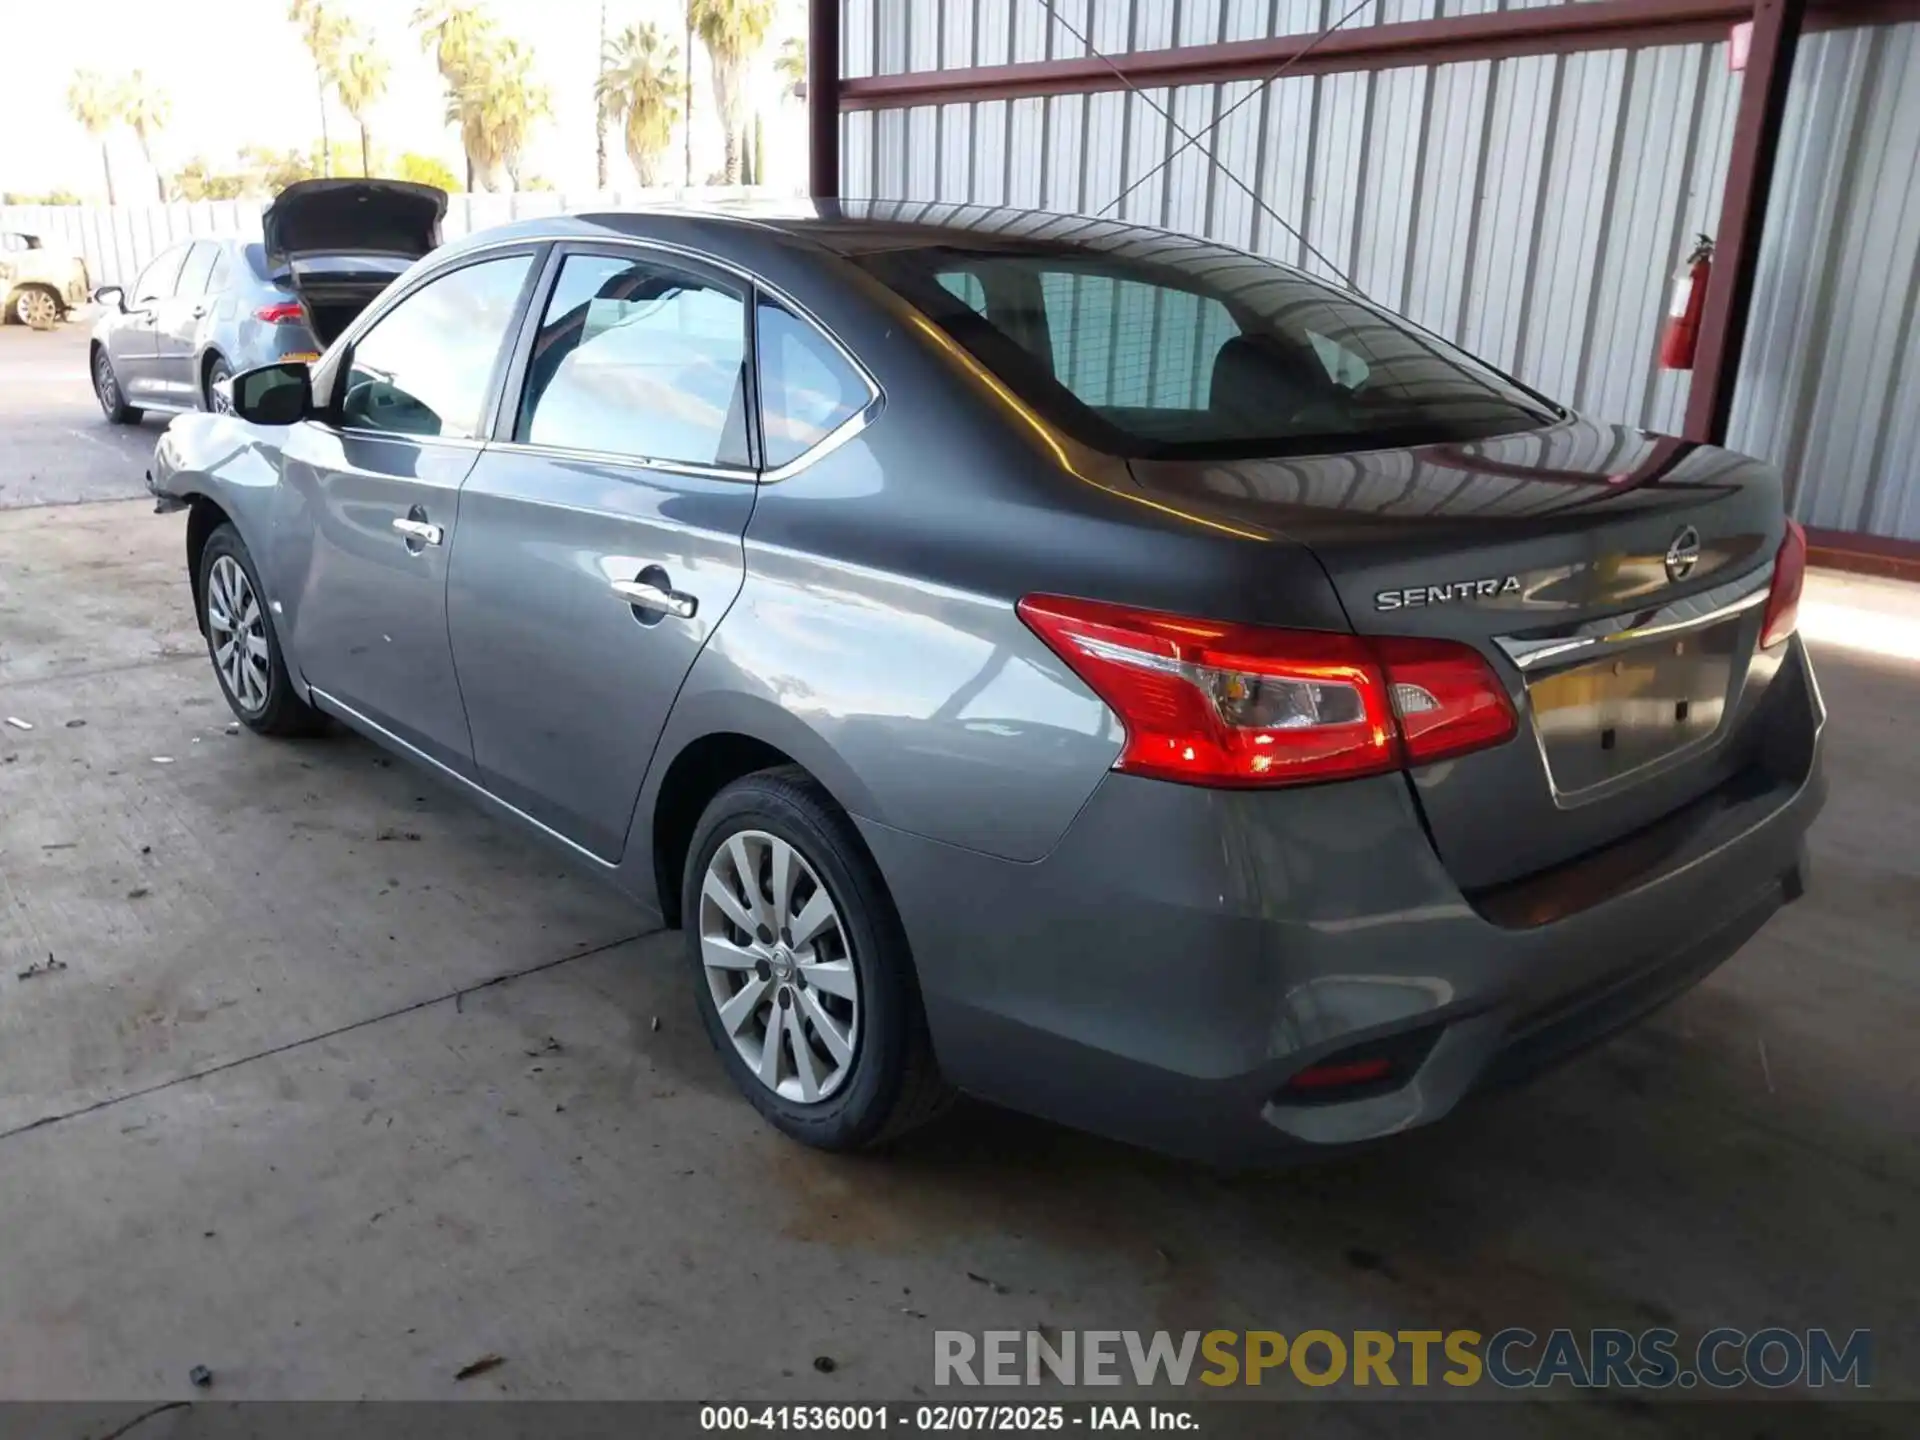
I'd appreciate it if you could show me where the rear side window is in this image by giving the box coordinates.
[175,243,219,298]
[515,252,751,469]
[756,301,869,468]
[340,254,532,440]
[853,245,1555,461]
[206,247,232,294]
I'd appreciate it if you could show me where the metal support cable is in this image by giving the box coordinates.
[1066,0,1378,289]
[1033,0,1362,290]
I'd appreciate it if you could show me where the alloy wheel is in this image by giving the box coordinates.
[206,555,270,714]
[15,290,58,328]
[93,351,119,414]
[207,362,233,414]
[699,829,860,1104]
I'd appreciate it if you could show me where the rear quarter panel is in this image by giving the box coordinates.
[623,228,1353,889]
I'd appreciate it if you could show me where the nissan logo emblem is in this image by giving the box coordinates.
[1665,526,1702,582]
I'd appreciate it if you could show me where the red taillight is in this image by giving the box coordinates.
[254,300,304,324]
[1761,518,1806,649]
[1282,1055,1396,1094]
[1017,594,1514,788]
[1375,636,1519,765]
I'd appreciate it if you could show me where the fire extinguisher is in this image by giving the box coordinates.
[1660,234,1713,370]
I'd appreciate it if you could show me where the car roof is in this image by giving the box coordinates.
[439,201,1242,269]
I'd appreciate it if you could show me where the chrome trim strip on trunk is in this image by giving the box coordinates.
[1494,562,1775,673]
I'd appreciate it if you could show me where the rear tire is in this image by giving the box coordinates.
[197,524,325,738]
[93,346,141,424]
[682,766,953,1151]
[11,285,63,329]
[203,355,233,413]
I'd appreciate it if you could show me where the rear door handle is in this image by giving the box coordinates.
[611,579,697,619]
[391,517,443,546]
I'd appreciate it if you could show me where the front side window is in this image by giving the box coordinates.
[757,301,869,468]
[339,254,532,440]
[853,243,1555,460]
[515,251,751,468]
[134,245,190,305]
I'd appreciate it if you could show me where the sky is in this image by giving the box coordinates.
[1,0,811,200]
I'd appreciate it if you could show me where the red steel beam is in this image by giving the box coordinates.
[1805,527,1920,582]
[1683,0,1806,443]
[839,0,1750,109]
[809,0,841,198]
[838,0,1915,111]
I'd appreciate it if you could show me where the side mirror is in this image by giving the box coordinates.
[93,284,126,311]
[230,361,312,425]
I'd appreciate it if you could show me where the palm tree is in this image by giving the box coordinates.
[451,37,550,191]
[688,0,773,185]
[66,70,123,205]
[775,36,806,102]
[682,9,695,185]
[118,74,171,203]
[594,0,609,190]
[336,43,390,178]
[414,2,497,189]
[289,1,353,177]
[596,23,682,190]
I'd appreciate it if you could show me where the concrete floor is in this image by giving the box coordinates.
[1,326,1915,1421]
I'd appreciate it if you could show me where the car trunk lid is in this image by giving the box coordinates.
[1127,415,1790,891]
[262,179,446,343]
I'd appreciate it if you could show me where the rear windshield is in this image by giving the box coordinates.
[852,243,1558,461]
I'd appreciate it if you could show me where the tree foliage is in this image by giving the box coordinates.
[65,70,124,204]
[596,22,682,189]
[117,72,172,203]
[288,1,354,177]
[688,0,774,185]
[336,43,391,179]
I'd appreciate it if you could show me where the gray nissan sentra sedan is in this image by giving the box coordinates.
[147,202,1825,1163]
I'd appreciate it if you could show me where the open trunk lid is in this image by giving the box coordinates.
[262,179,446,343]
[1128,415,1792,893]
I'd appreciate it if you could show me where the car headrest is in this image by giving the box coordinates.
[1208,334,1324,429]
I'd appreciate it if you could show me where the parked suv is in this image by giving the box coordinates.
[89,180,444,424]
[2,230,89,327]
[148,204,1824,1163]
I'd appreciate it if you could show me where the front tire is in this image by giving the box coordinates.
[197,524,324,737]
[93,346,142,424]
[683,766,952,1151]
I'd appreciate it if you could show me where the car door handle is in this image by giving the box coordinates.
[611,579,697,619]
[190,304,207,319]
[391,517,443,546]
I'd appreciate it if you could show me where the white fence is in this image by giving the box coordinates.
[0,187,804,291]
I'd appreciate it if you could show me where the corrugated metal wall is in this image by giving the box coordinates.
[841,2,1741,436]
[840,0,1600,76]
[1728,21,1920,542]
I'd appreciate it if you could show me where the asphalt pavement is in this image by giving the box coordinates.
[0,321,163,511]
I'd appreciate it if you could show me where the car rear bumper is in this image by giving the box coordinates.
[861,636,1825,1164]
